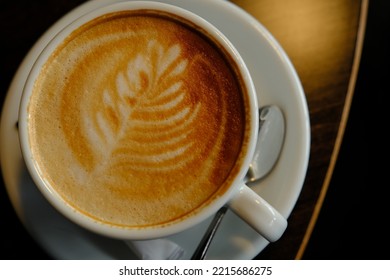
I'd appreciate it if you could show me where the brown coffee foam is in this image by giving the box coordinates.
[28,11,248,228]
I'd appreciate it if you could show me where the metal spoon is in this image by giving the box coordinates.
[191,105,285,260]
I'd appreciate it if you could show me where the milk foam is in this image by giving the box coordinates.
[28,11,247,227]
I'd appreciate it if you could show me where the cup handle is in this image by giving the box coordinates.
[228,183,288,242]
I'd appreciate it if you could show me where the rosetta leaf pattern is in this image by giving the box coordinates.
[82,40,201,172]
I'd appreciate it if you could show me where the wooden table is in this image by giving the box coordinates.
[0,0,368,259]
[230,0,367,259]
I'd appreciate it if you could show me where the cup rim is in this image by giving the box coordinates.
[18,0,259,240]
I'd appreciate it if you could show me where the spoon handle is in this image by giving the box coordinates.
[191,206,228,260]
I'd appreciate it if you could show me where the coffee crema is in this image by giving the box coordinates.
[28,10,249,228]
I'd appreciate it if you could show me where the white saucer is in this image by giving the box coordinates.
[0,0,310,260]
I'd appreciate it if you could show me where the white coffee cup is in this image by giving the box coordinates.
[18,1,287,242]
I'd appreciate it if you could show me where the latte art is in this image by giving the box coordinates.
[28,11,249,227]
[81,40,199,173]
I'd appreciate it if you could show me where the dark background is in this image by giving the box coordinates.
[0,0,387,259]
[302,0,388,259]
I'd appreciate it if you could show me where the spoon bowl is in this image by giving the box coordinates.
[245,105,285,182]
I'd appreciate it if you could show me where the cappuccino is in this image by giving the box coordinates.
[27,10,250,228]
